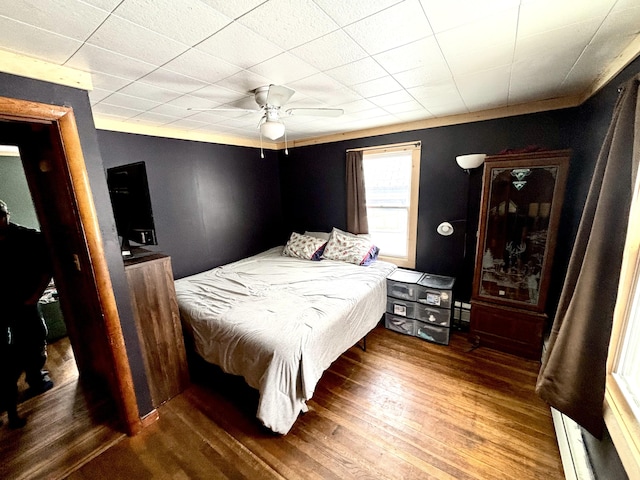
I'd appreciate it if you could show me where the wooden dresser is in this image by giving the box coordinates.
[124,253,189,407]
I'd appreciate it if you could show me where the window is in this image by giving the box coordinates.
[361,142,420,268]
[605,167,640,476]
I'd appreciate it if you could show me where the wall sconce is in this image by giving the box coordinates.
[456,153,486,173]
[436,219,466,236]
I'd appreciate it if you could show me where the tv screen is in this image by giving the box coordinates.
[107,161,157,254]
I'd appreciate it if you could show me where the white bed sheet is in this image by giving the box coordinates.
[174,246,396,434]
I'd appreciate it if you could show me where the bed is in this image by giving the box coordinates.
[174,231,396,434]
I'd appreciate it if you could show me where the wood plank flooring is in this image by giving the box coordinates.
[68,326,564,480]
[0,337,124,480]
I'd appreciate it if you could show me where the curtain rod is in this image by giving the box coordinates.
[346,141,421,153]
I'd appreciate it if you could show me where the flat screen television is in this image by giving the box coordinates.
[106,161,157,256]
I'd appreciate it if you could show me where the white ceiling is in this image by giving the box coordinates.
[1,0,639,145]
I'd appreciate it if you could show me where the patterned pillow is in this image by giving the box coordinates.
[282,232,327,261]
[321,228,379,266]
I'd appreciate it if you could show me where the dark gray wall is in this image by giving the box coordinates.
[0,72,153,415]
[96,131,285,279]
[279,110,573,302]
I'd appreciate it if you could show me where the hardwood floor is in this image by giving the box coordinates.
[0,336,124,480]
[67,326,564,480]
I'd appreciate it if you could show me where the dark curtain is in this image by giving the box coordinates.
[536,73,640,438]
[346,150,369,234]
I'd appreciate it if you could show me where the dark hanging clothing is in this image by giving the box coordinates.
[0,223,53,386]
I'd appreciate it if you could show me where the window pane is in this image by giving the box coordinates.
[363,151,412,258]
[614,263,640,420]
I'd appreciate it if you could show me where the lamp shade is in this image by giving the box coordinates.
[456,153,486,170]
[436,221,454,236]
[260,120,285,140]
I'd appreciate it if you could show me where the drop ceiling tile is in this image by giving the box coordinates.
[514,19,602,60]
[86,14,188,66]
[394,66,452,89]
[80,0,122,12]
[112,0,232,46]
[0,17,82,64]
[100,92,161,111]
[188,84,247,106]
[338,98,379,114]
[163,49,242,84]
[91,72,134,91]
[163,93,229,111]
[408,83,466,112]
[444,41,514,77]
[148,101,199,118]
[237,0,339,50]
[248,52,320,85]
[373,35,443,75]
[344,0,433,55]
[91,102,143,119]
[325,57,387,86]
[593,5,640,42]
[127,112,175,125]
[420,0,520,33]
[436,8,518,75]
[88,87,113,105]
[518,0,615,38]
[118,82,184,103]
[383,99,427,114]
[393,109,434,122]
[290,29,368,71]
[612,0,640,11]
[187,110,245,124]
[165,117,211,130]
[0,0,110,41]
[198,0,266,20]
[313,0,403,27]
[455,65,511,111]
[137,67,209,94]
[351,75,403,98]
[195,22,283,70]
[66,44,158,79]
[369,89,415,108]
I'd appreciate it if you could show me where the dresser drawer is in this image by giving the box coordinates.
[387,279,421,301]
[415,304,450,327]
[414,321,450,345]
[416,287,453,310]
[385,313,415,336]
[386,297,416,318]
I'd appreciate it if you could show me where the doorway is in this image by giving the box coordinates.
[0,97,141,438]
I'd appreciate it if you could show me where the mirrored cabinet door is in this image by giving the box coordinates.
[473,150,569,311]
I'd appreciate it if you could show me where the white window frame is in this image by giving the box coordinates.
[359,142,421,269]
[605,165,640,477]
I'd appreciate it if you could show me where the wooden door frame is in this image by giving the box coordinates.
[0,95,142,435]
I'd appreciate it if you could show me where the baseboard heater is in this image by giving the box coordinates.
[551,408,596,480]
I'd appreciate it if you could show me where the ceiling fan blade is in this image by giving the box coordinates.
[266,84,295,107]
[286,108,344,117]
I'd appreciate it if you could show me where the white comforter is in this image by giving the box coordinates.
[174,246,396,434]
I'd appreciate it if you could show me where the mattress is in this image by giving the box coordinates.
[174,246,396,434]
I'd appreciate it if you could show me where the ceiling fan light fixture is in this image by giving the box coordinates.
[260,119,285,140]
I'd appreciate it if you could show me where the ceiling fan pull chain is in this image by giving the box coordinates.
[284,128,288,156]
[260,131,264,159]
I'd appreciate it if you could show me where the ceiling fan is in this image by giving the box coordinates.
[190,84,344,140]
